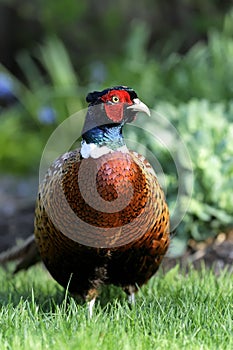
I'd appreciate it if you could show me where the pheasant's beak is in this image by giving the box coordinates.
[127,98,151,116]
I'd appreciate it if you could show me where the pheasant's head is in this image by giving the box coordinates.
[86,85,150,123]
[81,86,150,158]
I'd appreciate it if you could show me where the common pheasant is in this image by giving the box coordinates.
[0,86,170,316]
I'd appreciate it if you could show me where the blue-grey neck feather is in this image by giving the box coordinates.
[82,124,125,149]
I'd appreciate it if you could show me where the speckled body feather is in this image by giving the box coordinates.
[35,148,169,300]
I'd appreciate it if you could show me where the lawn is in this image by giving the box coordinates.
[0,264,232,350]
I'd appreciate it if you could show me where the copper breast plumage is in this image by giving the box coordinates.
[34,148,170,297]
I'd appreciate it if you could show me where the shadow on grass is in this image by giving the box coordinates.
[0,264,133,314]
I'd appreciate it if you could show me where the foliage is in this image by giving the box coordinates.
[0,38,85,173]
[1,0,231,73]
[155,100,233,251]
[104,10,233,104]
[0,265,232,350]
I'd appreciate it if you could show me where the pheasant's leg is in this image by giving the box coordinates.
[87,297,96,318]
[125,285,136,305]
[86,287,98,318]
[128,293,135,304]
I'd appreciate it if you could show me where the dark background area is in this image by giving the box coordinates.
[0,0,231,79]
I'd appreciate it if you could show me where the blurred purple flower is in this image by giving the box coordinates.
[37,106,57,124]
[0,72,15,100]
[89,61,107,84]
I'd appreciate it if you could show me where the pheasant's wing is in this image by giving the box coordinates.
[0,235,40,273]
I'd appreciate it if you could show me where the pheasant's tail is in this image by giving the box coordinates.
[0,235,40,273]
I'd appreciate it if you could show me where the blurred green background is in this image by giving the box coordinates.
[0,0,233,255]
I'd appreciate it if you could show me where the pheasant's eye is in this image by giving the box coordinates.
[112,96,119,103]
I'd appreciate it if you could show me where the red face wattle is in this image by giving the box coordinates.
[101,90,134,123]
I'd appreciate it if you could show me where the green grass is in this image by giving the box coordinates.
[0,265,232,350]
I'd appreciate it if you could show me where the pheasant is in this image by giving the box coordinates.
[0,86,170,316]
